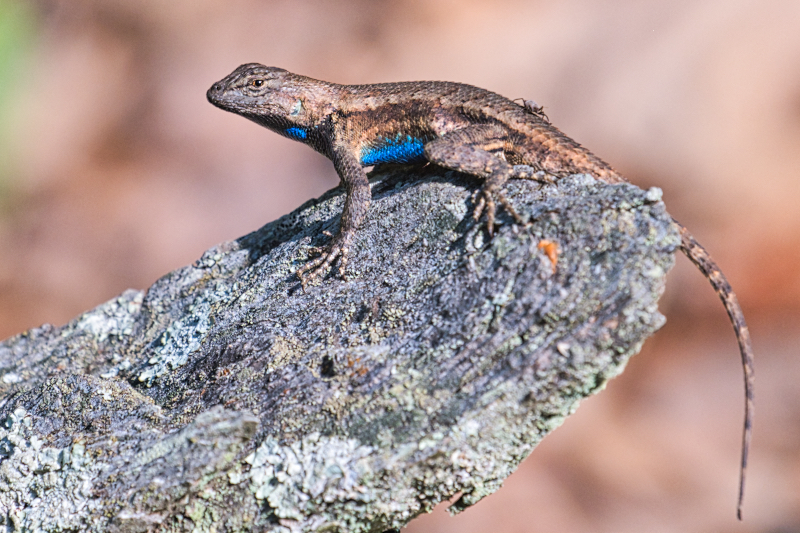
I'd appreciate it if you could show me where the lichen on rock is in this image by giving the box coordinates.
[0,168,679,531]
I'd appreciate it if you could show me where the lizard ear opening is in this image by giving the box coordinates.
[290,99,304,116]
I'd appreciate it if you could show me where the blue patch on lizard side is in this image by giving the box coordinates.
[284,127,308,140]
[359,134,426,165]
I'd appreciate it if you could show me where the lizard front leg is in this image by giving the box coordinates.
[424,124,534,235]
[296,146,371,289]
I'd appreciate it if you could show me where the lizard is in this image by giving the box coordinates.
[206,63,754,519]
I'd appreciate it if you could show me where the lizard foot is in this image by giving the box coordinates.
[511,164,554,183]
[296,232,351,290]
[472,185,524,237]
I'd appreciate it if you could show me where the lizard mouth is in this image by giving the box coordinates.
[206,83,236,110]
[206,83,283,119]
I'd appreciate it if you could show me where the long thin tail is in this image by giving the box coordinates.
[675,219,754,520]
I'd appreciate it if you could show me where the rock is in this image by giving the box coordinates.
[0,168,678,532]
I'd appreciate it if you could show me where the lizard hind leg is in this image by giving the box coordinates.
[424,125,527,236]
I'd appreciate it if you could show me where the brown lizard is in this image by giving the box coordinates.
[207,64,754,518]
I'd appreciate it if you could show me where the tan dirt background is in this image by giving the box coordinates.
[0,0,798,531]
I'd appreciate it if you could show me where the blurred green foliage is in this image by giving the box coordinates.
[0,0,37,198]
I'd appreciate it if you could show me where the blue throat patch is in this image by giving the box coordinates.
[284,127,308,140]
[359,134,426,165]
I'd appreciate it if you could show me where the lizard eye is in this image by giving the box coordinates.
[250,79,265,88]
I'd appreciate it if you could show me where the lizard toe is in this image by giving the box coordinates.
[296,233,352,289]
[472,184,524,236]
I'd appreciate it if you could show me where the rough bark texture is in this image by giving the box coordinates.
[0,168,678,532]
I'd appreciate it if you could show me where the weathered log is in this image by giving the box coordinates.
[0,169,677,532]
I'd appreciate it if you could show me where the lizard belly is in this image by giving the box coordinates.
[359,134,427,166]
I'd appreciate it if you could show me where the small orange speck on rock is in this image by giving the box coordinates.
[537,239,558,273]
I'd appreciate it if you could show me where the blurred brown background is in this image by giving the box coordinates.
[0,0,798,531]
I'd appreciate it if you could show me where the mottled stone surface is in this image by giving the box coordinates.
[0,168,678,532]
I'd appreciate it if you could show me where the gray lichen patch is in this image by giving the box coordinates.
[245,434,375,527]
[0,168,679,531]
[75,289,144,343]
[0,407,100,532]
[0,289,145,397]
[137,290,223,384]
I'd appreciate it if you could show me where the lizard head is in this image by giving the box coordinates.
[207,63,333,133]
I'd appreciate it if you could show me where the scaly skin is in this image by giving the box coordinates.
[207,64,753,518]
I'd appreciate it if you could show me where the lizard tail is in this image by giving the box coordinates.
[675,219,754,520]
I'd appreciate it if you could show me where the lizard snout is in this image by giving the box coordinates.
[206,82,226,105]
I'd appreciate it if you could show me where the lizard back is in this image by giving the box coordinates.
[336,80,625,182]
